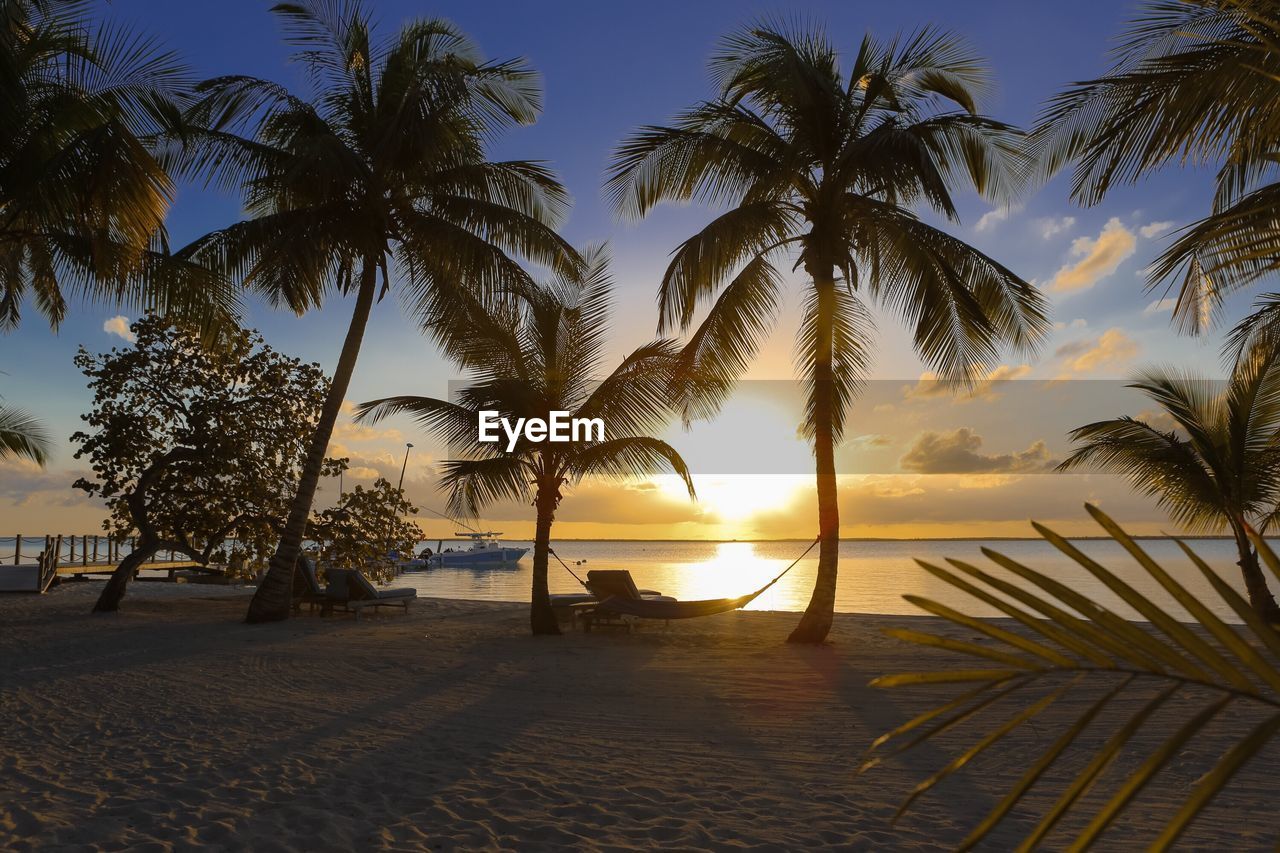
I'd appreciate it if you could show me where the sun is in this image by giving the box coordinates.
[653,474,810,524]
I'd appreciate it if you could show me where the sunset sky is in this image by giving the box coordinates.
[0,0,1246,539]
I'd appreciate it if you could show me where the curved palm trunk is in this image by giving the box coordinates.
[1231,522,1280,623]
[530,483,561,635]
[246,261,379,623]
[789,260,840,644]
[93,539,157,613]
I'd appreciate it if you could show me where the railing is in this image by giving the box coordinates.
[0,535,203,567]
[37,535,61,593]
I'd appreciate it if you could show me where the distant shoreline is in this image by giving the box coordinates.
[424,535,1243,543]
[0,534,1245,544]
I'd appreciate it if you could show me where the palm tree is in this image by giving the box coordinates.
[0,400,47,464]
[606,23,1049,643]
[1,0,227,329]
[1031,0,1280,337]
[169,1,579,623]
[1058,341,1280,621]
[357,246,695,634]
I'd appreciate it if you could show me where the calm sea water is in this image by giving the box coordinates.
[392,537,1257,622]
[2,534,1258,622]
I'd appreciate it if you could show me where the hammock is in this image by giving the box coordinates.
[551,537,818,621]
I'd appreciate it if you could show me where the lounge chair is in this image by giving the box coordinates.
[291,556,328,613]
[324,568,416,620]
[577,570,674,632]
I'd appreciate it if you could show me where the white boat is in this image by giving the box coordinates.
[427,532,527,567]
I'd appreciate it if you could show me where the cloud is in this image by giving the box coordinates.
[1035,216,1076,240]
[899,428,1057,474]
[1143,297,1177,315]
[1053,318,1088,331]
[904,364,1032,403]
[331,400,404,444]
[1049,217,1137,293]
[1055,327,1141,375]
[984,364,1032,383]
[975,208,1008,232]
[850,434,894,449]
[1139,221,1175,239]
[0,457,94,506]
[975,205,1020,232]
[103,316,136,343]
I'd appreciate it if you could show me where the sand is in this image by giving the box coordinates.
[1,582,1277,851]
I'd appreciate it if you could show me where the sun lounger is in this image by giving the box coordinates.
[291,556,328,612]
[577,570,674,631]
[324,568,416,620]
[550,577,671,625]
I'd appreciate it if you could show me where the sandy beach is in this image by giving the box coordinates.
[1,583,1276,851]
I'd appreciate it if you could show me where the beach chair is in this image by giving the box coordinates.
[324,568,416,620]
[291,556,328,613]
[579,570,674,632]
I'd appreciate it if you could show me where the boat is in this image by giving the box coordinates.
[427,532,527,567]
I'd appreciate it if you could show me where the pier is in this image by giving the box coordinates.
[0,534,219,593]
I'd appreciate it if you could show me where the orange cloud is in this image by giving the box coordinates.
[1055,328,1140,375]
[1050,217,1136,293]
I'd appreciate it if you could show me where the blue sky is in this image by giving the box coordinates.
[0,1,1247,537]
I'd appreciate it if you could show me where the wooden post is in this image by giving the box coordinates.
[82,536,88,566]
[69,535,76,563]
[13,534,19,565]
[92,536,99,562]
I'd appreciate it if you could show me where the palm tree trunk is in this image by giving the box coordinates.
[1232,523,1280,622]
[245,260,379,623]
[530,483,561,635]
[93,539,157,613]
[789,259,840,644]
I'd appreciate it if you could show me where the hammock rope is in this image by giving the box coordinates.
[549,547,586,586]
[552,536,820,620]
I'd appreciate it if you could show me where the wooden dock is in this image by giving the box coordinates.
[54,560,205,576]
[0,533,223,593]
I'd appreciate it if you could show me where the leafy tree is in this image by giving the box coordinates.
[1030,0,1280,339]
[1058,341,1280,620]
[72,316,330,612]
[0,398,47,464]
[167,0,578,623]
[1,0,232,330]
[308,476,420,583]
[871,504,1280,849]
[607,23,1048,642]
[358,246,695,634]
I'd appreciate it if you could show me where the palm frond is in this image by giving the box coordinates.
[1057,415,1226,531]
[796,285,874,442]
[1147,183,1280,333]
[438,455,530,519]
[1029,0,1279,202]
[0,403,50,465]
[668,255,783,424]
[354,395,485,452]
[565,436,695,498]
[869,504,1280,849]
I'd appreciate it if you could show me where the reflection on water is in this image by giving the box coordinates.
[393,537,1256,622]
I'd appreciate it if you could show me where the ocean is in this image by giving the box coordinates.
[2,534,1257,621]
[395,536,1256,622]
